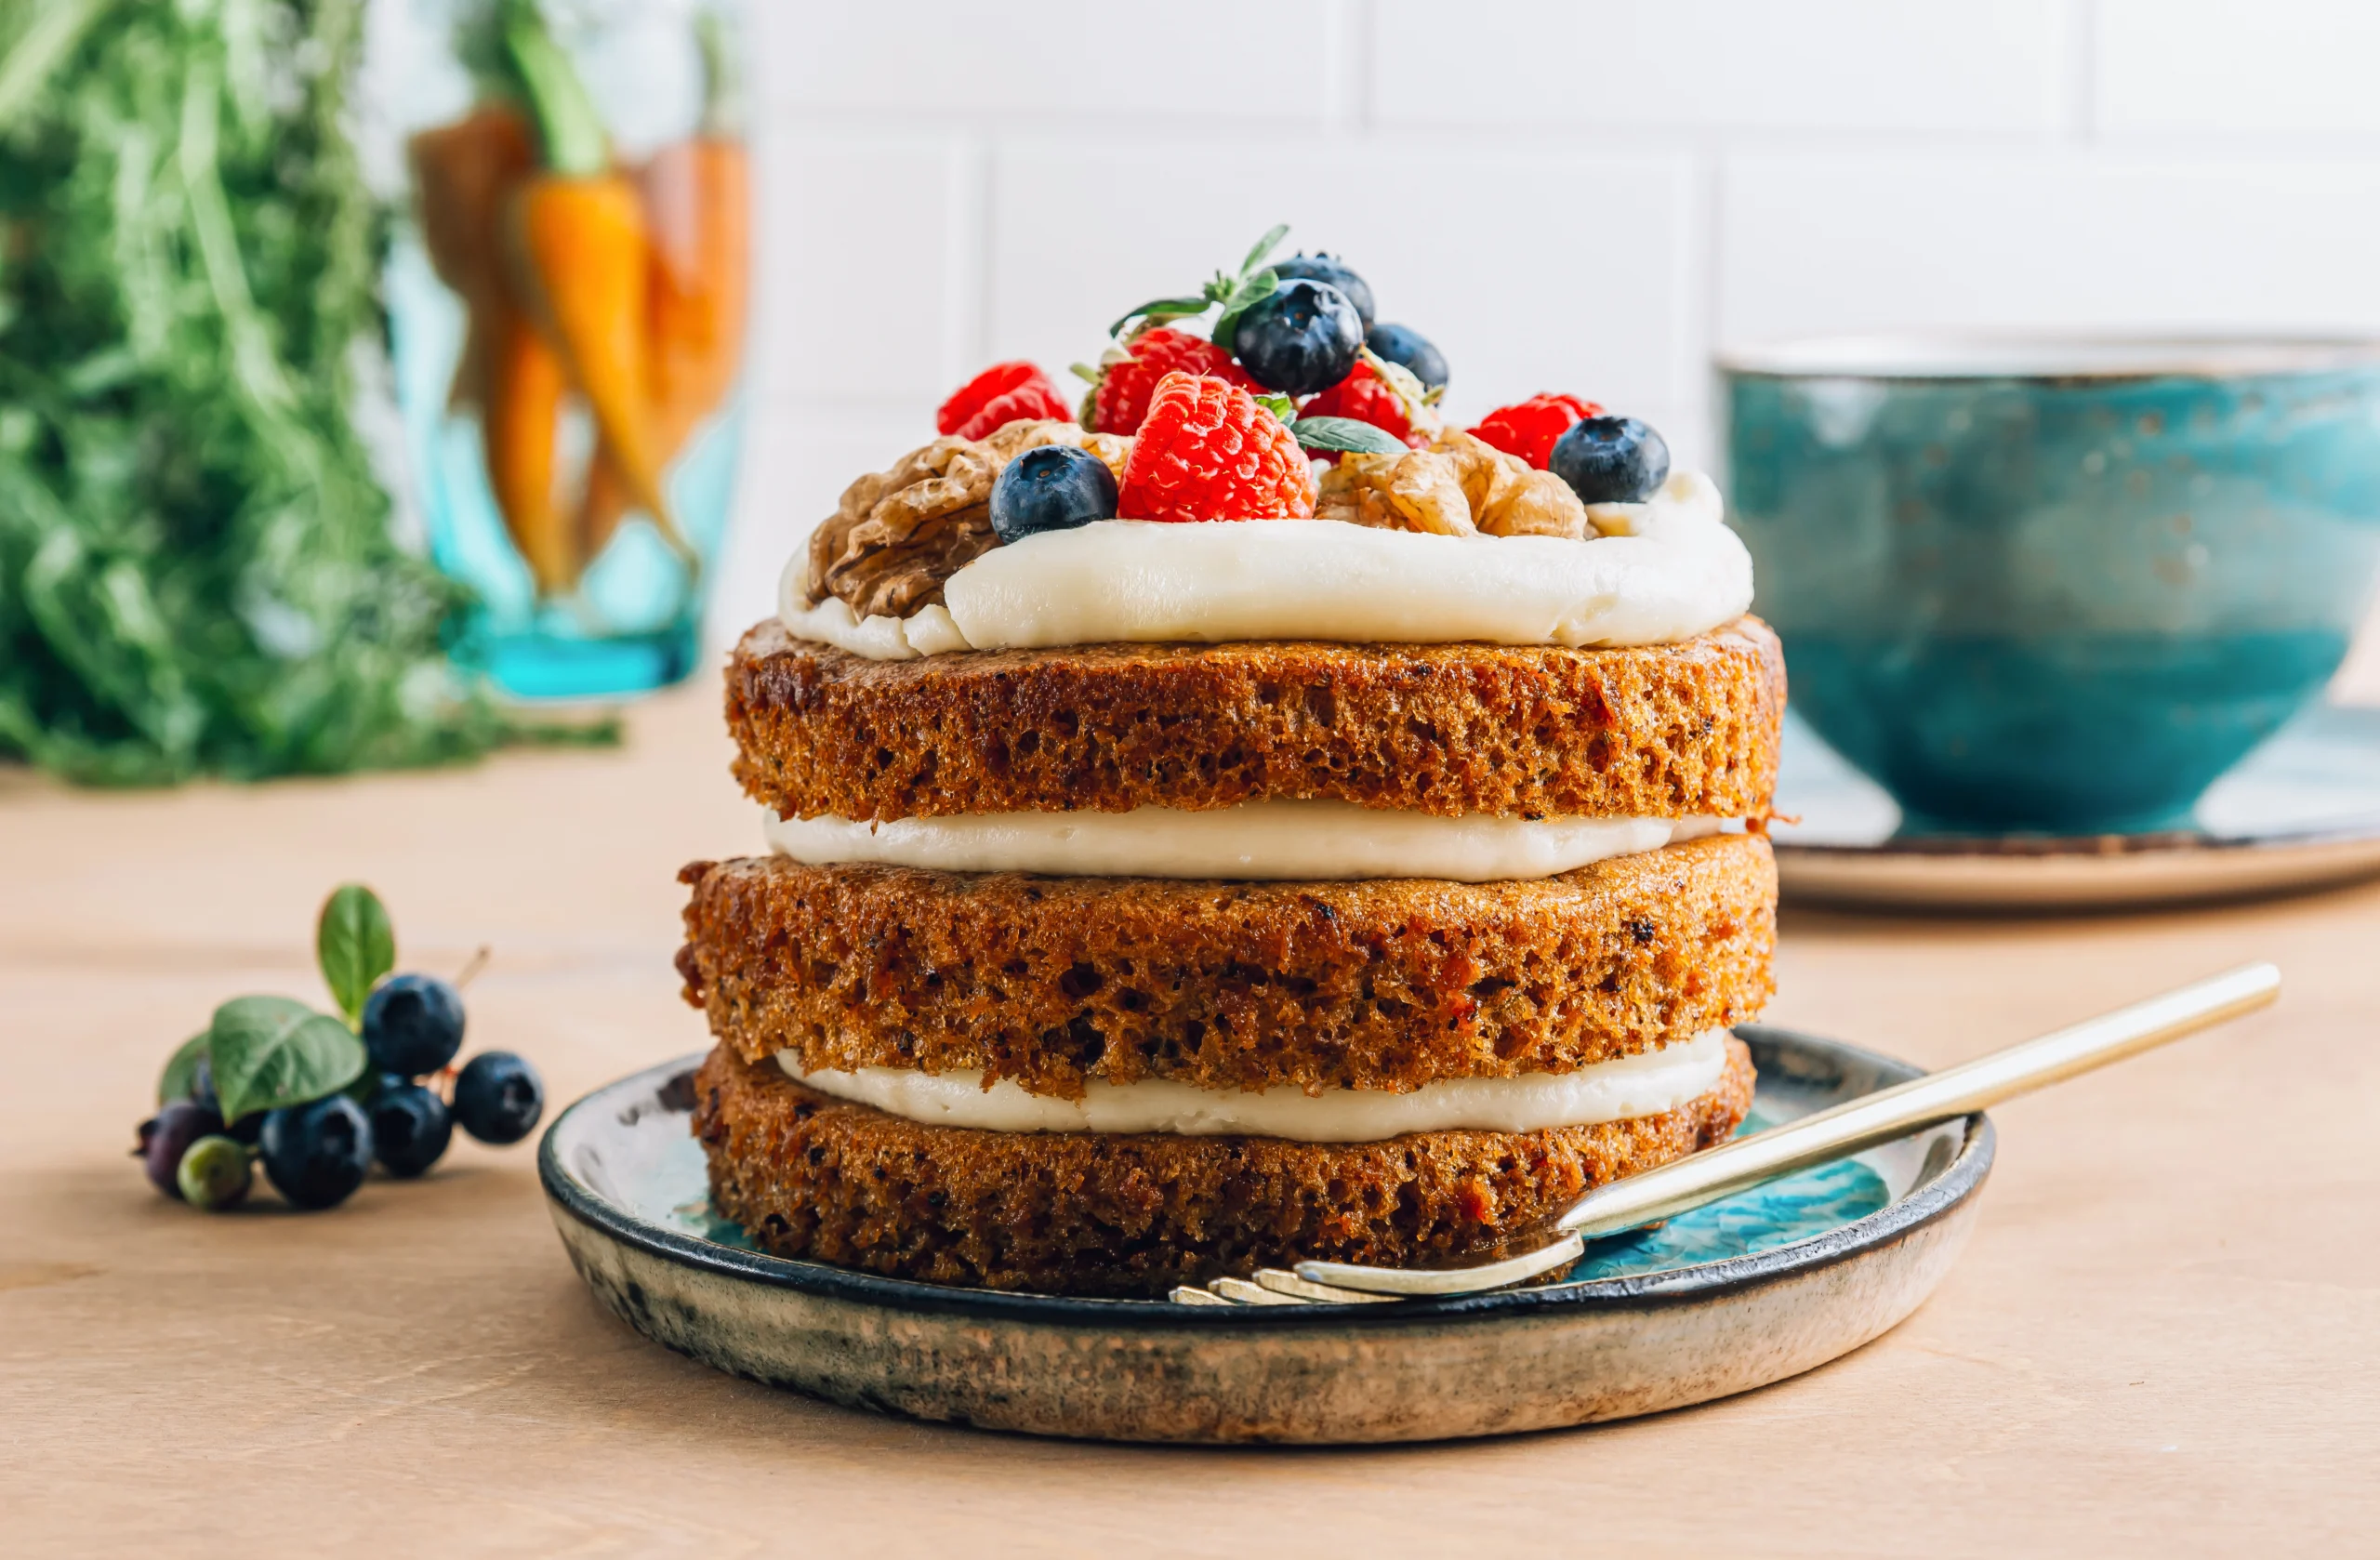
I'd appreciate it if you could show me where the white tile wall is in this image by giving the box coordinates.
[1372,0,2071,134]
[714,0,2380,645]
[2096,0,2380,141]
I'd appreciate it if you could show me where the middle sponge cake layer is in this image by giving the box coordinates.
[679,831,1775,1098]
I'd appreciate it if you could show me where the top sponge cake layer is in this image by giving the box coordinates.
[731,615,1785,823]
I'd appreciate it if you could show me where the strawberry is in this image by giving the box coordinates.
[1117,372,1316,524]
[937,361,1072,439]
[1079,328,1253,435]
[1300,358,1421,446]
[1470,392,1606,469]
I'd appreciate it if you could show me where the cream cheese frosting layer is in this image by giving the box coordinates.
[764,802,1727,882]
[776,1028,1731,1142]
[780,469,1750,660]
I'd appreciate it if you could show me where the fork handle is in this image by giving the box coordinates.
[1554,962,2280,1240]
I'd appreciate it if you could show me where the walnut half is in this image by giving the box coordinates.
[806,420,1131,619]
[1316,448,1476,535]
[1313,430,1593,540]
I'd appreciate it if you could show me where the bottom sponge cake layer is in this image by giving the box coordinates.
[692,1038,1755,1299]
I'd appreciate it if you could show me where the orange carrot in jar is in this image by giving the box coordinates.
[481,308,574,593]
[405,107,533,412]
[579,13,749,558]
[498,4,695,574]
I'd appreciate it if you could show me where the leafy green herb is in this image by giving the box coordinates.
[1289,416,1409,456]
[316,882,394,1026]
[157,1029,209,1105]
[1106,223,1289,351]
[207,995,366,1124]
[0,0,532,785]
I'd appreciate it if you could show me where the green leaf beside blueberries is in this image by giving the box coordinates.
[316,882,395,1026]
[1290,416,1409,456]
[208,995,367,1125]
[157,1030,210,1106]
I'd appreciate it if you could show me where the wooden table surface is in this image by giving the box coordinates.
[8,644,2380,1558]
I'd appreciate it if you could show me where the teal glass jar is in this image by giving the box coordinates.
[1722,338,2380,835]
[384,0,747,699]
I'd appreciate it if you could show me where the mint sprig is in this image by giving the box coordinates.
[1105,223,1290,350]
[157,883,402,1119]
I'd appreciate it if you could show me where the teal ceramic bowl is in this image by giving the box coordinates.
[1722,337,2380,834]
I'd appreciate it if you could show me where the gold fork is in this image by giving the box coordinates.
[1170,962,2280,1307]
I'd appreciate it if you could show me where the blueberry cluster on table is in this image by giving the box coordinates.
[135,886,544,1214]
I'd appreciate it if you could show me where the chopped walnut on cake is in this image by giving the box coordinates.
[1315,430,1594,539]
[806,420,1130,618]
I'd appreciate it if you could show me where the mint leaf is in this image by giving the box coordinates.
[1106,295,1210,339]
[316,883,393,1026]
[158,1030,209,1105]
[1210,271,1277,360]
[1290,416,1408,456]
[209,996,367,1123]
[1253,393,1299,424]
[1237,222,1289,275]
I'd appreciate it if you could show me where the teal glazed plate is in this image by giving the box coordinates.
[541,1028,1991,1444]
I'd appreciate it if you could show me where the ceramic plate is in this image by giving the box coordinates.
[541,1027,1991,1445]
[1773,704,2380,912]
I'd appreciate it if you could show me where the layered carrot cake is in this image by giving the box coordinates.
[679,234,1782,1298]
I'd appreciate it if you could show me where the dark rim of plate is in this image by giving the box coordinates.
[539,1025,1994,1330]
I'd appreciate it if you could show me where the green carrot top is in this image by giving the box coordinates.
[502,1,607,177]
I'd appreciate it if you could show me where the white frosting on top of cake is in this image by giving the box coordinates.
[763,802,1729,882]
[779,469,1750,658]
[775,1027,1731,1141]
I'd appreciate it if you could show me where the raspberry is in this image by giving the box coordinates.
[937,362,1071,439]
[1470,392,1606,469]
[1089,328,1252,435]
[1117,372,1316,525]
[1299,360,1420,446]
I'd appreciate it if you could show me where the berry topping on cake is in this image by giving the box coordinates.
[1470,392,1606,469]
[936,361,1073,440]
[1551,416,1672,505]
[1271,252,1376,332]
[991,444,1120,544]
[1366,323,1448,392]
[1300,358,1421,446]
[1233,279,1365,397]
[1117,372,1316,524]
[1078,327,1252,435]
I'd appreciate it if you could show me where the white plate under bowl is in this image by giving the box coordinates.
[1773,704,2380,912]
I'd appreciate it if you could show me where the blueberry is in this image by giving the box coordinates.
[1550,416,1671,505]
[177,1135,252,1210]
[1270,253,1375,332]
[258,1094,374,1210]
[1366,323,1448,393]
[1233,280,1364,397]
[139,1099,224,1199]
[369,1081,454,1178]
[453,1052,544,1145]
[362,973,466,1078]
[989,444,1117,545]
